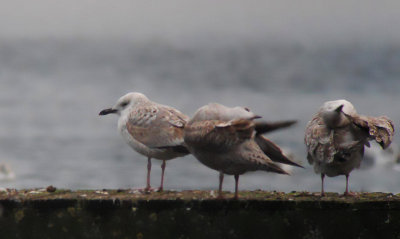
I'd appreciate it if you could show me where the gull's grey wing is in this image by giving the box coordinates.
[255,135,303,168]
[304,115,336,164]
[348,114,395,149]
[126,104,188,149]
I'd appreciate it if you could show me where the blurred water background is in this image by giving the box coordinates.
[0,0,399,193]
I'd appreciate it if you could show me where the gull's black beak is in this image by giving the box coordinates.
[99,108,118,115]
[335,104,344,113]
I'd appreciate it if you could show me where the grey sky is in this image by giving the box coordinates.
[1,0,399,43]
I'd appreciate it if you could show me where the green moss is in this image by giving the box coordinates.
[136,232,144,239]
[67,207,76,217]
[14,209,24,223]
[149,212,158,222]
[1,189,400,202]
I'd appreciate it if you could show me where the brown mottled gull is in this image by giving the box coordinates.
[184,103,302,199]
[99,92,189,191]
[305,99,394,196]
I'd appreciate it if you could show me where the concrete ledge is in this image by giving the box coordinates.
[1,190,400,238]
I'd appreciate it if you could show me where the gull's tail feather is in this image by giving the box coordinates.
[264,162,291,175]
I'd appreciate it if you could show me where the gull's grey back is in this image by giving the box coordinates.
[189,103,258,123]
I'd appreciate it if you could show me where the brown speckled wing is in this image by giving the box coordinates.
[255,135,303,168]
[240,141,289,175]
[184,119,255,150]
[349,114,395,149]
[184,119,290,175]
[304,115,336,164]
[126,105,187,148]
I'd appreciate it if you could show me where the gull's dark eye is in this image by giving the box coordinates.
[120,101,129,107]
[244,107,250,112]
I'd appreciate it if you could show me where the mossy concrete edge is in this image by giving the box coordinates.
[0,190,399,239]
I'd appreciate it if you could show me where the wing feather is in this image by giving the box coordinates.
[255,135,303,168]
[347,114,395,149]
[254,120,297,135]
[304,114,336,164]
[239,141,289,175]
[184,119,255,150]
[126,104,187,148]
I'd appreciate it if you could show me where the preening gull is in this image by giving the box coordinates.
[99,92,189,191]
[305,99,394,196]
[184,103,302,199]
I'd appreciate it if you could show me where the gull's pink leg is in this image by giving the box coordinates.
[132,157,154,193]
[234,174,240,199]
[145,157,152,191]
[158,160,166,192]
[344,174,356,196]
[217,172,224,199]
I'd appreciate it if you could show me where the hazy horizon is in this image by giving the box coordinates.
[1,0,400,45]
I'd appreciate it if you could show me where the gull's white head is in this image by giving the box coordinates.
[320,99,357,128]
[190,103,261,123]
[99,92,149,116]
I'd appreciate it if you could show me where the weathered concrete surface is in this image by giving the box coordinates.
[1,189,400,239]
